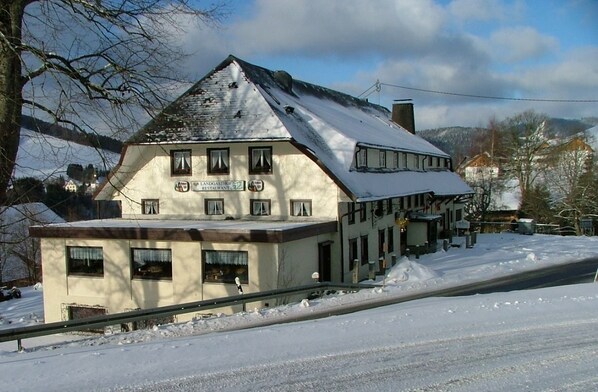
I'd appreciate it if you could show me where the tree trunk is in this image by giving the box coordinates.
[0,0,25,205]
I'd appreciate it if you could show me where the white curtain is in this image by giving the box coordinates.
[175,151,190,170]
[205,251,247,266]
[133,249,171,264]
[69,247,103,261]
[293,201,311,216]
[211,150,228,170]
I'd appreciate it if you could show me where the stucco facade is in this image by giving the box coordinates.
[31,55,472,324]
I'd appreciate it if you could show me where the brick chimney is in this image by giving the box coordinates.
[391,102,415,134]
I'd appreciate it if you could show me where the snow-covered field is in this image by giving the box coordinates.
[1,233,597,391]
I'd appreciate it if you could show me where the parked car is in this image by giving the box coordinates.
[0,286,21,302]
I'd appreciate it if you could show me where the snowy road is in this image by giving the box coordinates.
[1,285,597,391]
[115,318,598,392]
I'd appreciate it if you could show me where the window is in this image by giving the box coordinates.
[348,203,356,224]
[203,250,248,284]
[402,152,408,169]
[375,200,384,217]
[291,200,312,216]
[387,226,394,253]
[356,148,367,169]
[205,198,224,215]
[387,198,393,214]
[378,229,386,257]
[379,150,386,168]
[249,147,272,174]
[360,235,369,265]
[131,248,172,279]
[393,152,399,169]
[67,246,104,276]
[349,238,358,270]
[251,199,271,216]
[415,155,420,169]
[142,199,159,215]
[171,150,191,175]
[208,148,229,174]
[360,202,367,222]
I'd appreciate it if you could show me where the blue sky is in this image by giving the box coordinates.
[176,0,597,129]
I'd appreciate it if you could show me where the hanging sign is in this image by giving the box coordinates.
[192,180,245,192]
[247,179,264,192]
[174,181,190,192]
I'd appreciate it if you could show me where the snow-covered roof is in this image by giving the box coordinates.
[127,55,472,201]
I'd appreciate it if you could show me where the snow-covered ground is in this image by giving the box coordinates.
[1,233,597,391]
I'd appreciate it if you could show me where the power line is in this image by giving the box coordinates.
[378,82,598,103]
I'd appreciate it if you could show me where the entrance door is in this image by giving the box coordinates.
[318,242,332,282]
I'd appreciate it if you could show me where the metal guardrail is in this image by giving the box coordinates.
[0,282,375,352]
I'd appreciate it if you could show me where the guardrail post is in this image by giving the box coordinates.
[594,268,598,283]
[17,338,22,352]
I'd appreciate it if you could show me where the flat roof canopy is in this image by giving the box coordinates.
[30,219,338,244]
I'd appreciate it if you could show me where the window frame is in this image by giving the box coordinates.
[378,229,386,258]
[356,148,367,169]
[360,235,369,266]
[67,246,104,276]
[142,199,159,215]
[251,199,271,216]
[348,238,358,270]
[359,202,367,222]
[207,148,230,175]
[170,149,192,176]
[205,198,224,215]
[379,150,387,168]
[249,146,273,174]
[203,250,248,284]
[348,202,356,225]
[291,199,312,216]
[131,248,172,280]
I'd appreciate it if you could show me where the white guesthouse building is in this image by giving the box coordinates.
[31,56,472,323]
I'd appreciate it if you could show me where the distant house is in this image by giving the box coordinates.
[31,55,472,323]
[457,152,500,182]
[63,179,79,193]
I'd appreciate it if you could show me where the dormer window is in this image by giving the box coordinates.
[379,150,387,168]
[392,152,399,169]
[171,150,191,176]
[356,148,367,169]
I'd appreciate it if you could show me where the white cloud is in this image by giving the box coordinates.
[230,0,446,57]
[489,26,559,63]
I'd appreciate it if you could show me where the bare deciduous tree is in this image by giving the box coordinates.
[0,0,225,205]
[500,110,551,207]
[545,136,596,233]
